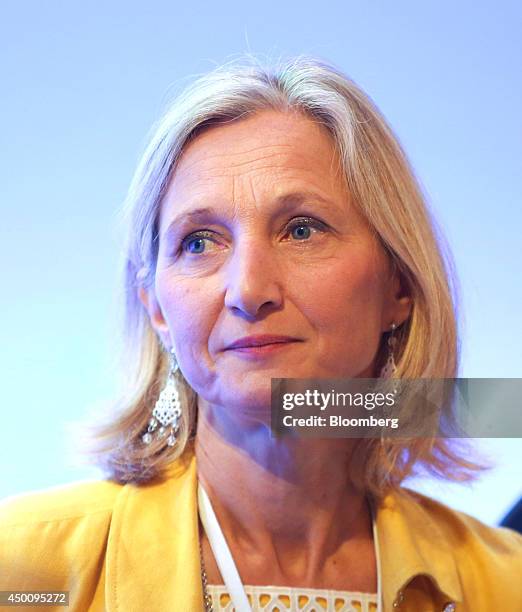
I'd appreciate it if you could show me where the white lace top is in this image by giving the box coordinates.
[208,584,379,611]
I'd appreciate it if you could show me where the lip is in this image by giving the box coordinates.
[224,335,301,351]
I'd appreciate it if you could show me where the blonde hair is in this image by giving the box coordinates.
[82,55,484,498]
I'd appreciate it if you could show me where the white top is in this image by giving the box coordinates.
[207,583,378,611]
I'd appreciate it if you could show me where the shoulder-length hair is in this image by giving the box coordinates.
[80,55,484,498]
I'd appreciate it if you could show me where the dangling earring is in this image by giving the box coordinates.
[380,322,397,378]
[142,347,181,447]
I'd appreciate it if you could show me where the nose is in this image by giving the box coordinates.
[224,238,283,319]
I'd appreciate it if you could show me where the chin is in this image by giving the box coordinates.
[208,381,272,422]
[227,386,272,411]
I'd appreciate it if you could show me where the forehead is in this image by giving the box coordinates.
[163,110,347,207]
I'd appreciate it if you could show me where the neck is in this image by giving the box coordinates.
[195,399,375,586]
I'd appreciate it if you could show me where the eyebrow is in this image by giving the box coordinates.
[160,190,340,240]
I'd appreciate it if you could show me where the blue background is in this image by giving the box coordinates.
[1,0,520,525]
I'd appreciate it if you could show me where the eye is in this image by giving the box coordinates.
[285,217,327,241]
[185,237,206,254]
[180,230,218,255]
[291,225,311,240]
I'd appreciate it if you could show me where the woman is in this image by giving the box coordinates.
[1,56,521,612]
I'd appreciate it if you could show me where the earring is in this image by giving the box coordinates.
[380,322,397,378]
[142,347,181,447]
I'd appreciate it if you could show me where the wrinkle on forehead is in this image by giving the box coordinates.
[175,146,339,182]
[162,110,349,219]
[177,110,339,169]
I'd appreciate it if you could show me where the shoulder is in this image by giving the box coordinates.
[393,487,522,607]
[398,486,522,554]
[0,479,125,592]
[0,479,123,526]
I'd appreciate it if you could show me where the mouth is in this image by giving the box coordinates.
[224,335,301,351]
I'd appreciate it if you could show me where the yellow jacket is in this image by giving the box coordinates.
[1,448,521,612]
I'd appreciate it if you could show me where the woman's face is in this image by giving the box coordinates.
[140,110,410,418]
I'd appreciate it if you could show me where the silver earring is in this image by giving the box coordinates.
[142,347,181,447]
[380,322,397,378]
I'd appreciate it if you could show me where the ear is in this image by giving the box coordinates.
[138,285,171,348]
[382,267,413,332]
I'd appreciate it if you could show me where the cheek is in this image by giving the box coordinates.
[301,252,384,316]
[155,274,217,365]
[294,254,385,363]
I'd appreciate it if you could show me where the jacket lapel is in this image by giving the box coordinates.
[107,451,202,611]
[373,488,463,610]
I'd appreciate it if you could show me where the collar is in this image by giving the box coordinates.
[372,487,463,607]
[106,448,462,611]
[106,450,203,611]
